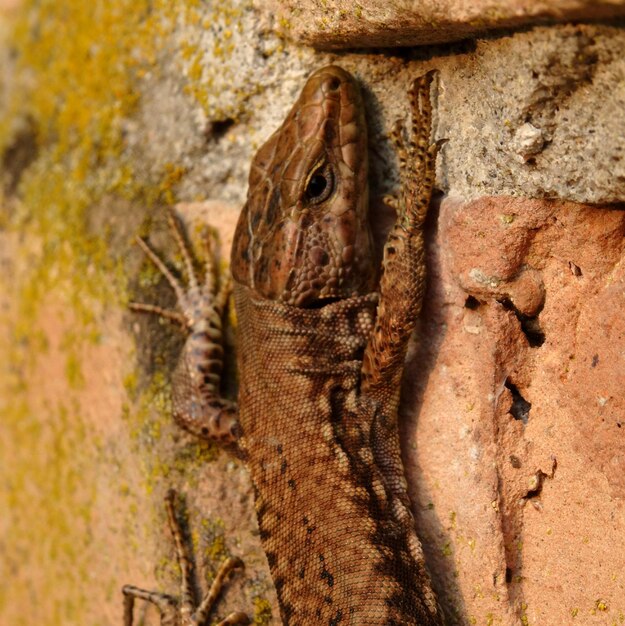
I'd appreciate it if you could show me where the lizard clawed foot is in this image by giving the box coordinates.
[123,490,250,626]
[130,208,230,331]
[386,70,438,228]
[130,209,239,444]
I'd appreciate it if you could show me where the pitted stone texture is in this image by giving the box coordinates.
[433,24,625,203]
[315,26,625,207]
[258,0,625,49]
[90,23,625,209]
[408,195,625,624]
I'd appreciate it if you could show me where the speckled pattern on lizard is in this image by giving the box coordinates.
[124,65,443,626]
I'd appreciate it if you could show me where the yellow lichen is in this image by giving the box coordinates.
[252,596,273,624]
[200,517,229,565]
[449,510,457,529]
[0,0,274,621]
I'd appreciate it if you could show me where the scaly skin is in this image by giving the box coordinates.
[126,66,442,625]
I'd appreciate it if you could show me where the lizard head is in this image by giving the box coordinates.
[231,65,375,307]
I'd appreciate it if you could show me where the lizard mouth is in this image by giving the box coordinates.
[302,296,342,309]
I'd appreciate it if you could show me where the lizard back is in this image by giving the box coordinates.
[235,286,435,624]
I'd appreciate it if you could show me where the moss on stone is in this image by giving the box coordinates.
[252,596,273,624]
[0,1,237,621]
[0,0,286,619]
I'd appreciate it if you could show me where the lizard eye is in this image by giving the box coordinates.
[304,163,334,205]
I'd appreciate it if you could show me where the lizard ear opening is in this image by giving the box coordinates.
[303,162,334,205]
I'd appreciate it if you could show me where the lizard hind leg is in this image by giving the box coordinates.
[128,227,189,328]
[403,71,437,227]
[203,225,232,319]
[363,69,438,393]
[383,71,437,228]
[166,208,200,292]
[122,490,250,626]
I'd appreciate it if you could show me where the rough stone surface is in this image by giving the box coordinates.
[1,2,624,625]
[434,24,625,204]
[0,201,277,625]
[407,195,625,624]
[131,24,625,208]
[259,0,625,49]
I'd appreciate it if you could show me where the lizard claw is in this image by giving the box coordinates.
[122,490,250,626]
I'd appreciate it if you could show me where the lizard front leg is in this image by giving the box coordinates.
[361,71,441,619]
[130,209,238,444]
[125,216,247,623]
[122,490,249,626]
[363,71,437,395]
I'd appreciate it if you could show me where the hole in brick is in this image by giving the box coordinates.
[505,567,513,584]
[499,298,545,347]
[464,295,480,309]
[569,261,582,277]
[525,471,547,499]
[520,317,546,347]
[505,379,531,424]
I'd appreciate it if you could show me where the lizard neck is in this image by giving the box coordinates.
[234,284,378,385]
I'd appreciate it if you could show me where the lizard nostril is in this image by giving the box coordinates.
[327,76,341,91]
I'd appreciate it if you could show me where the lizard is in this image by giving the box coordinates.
[124,65,442,625]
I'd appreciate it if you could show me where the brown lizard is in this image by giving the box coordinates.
[125,65,442,625]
